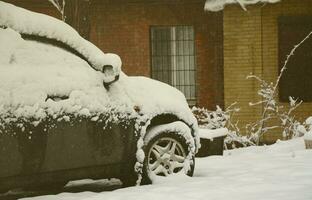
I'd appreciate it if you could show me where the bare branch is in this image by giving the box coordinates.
[48,0,66,21]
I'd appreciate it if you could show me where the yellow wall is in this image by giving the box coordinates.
[223,0,312,143]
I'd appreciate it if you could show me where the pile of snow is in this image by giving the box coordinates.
[16,138,312,200]
[205,0,281,12]
[199,128,228,140]
[0,1,121,73]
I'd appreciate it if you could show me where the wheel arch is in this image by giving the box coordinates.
[146,114,179,131]
[145,114,197,145]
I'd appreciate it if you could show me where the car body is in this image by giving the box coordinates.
[0,2,199,192]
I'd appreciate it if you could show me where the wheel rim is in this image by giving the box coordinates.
[147,137,187,176]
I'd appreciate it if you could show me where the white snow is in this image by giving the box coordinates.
[304,132,312,140]
[305,116,312,127]
[205,0,281,12]
[17,137,312,200]
[303,117,312,140]
[199,128,228,140]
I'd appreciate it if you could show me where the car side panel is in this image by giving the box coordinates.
[0,118,137,190]
[40,119,129,172]
[0,124,46,178]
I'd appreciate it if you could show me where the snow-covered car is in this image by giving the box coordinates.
[0,2,199,192]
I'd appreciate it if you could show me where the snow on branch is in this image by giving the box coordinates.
[204,0,281,12]
[48,0,66,21]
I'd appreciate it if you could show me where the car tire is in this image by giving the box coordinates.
[141,131,195,185]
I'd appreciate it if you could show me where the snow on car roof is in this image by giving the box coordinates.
[204,0,281,12]
[0,1,121,72]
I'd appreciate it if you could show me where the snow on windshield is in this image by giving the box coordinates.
[0,27,118,120]
[0,1,121,74]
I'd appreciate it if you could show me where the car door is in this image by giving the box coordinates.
[40,118,134,172]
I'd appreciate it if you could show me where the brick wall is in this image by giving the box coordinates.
[2,0,60,19]
[223,0,312,142]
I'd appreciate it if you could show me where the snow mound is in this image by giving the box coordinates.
[199,128,228,140]
[227,137,306,156]
[0,1,121,72]
[204,0,281,12]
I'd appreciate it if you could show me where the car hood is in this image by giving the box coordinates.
[111,74,195,121]
[109,73,199,145]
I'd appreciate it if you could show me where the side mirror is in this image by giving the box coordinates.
[102,65,119,89]
[101,54,122,89]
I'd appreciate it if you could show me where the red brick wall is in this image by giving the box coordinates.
[2,0,60,19]
[90,0,224,109]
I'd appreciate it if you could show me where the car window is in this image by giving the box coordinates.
[14,38,90,68]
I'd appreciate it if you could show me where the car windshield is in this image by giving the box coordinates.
[0,28,110,111]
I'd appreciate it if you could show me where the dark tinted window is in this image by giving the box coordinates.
[278,16,312,102]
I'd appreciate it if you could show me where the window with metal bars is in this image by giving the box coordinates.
[150,26,196,105]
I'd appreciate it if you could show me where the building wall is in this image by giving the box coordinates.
[2,0,60,18]
[223,0,312,142]
[89,0,224,109]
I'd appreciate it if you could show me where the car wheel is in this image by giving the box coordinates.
[141,131,195,184]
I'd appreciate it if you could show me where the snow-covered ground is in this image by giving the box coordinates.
[18,137,312,200]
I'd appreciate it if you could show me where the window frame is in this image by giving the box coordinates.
[149,25,197,105]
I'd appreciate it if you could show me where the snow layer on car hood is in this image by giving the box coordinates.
[0,1,121,73]
[113,75,197,125]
